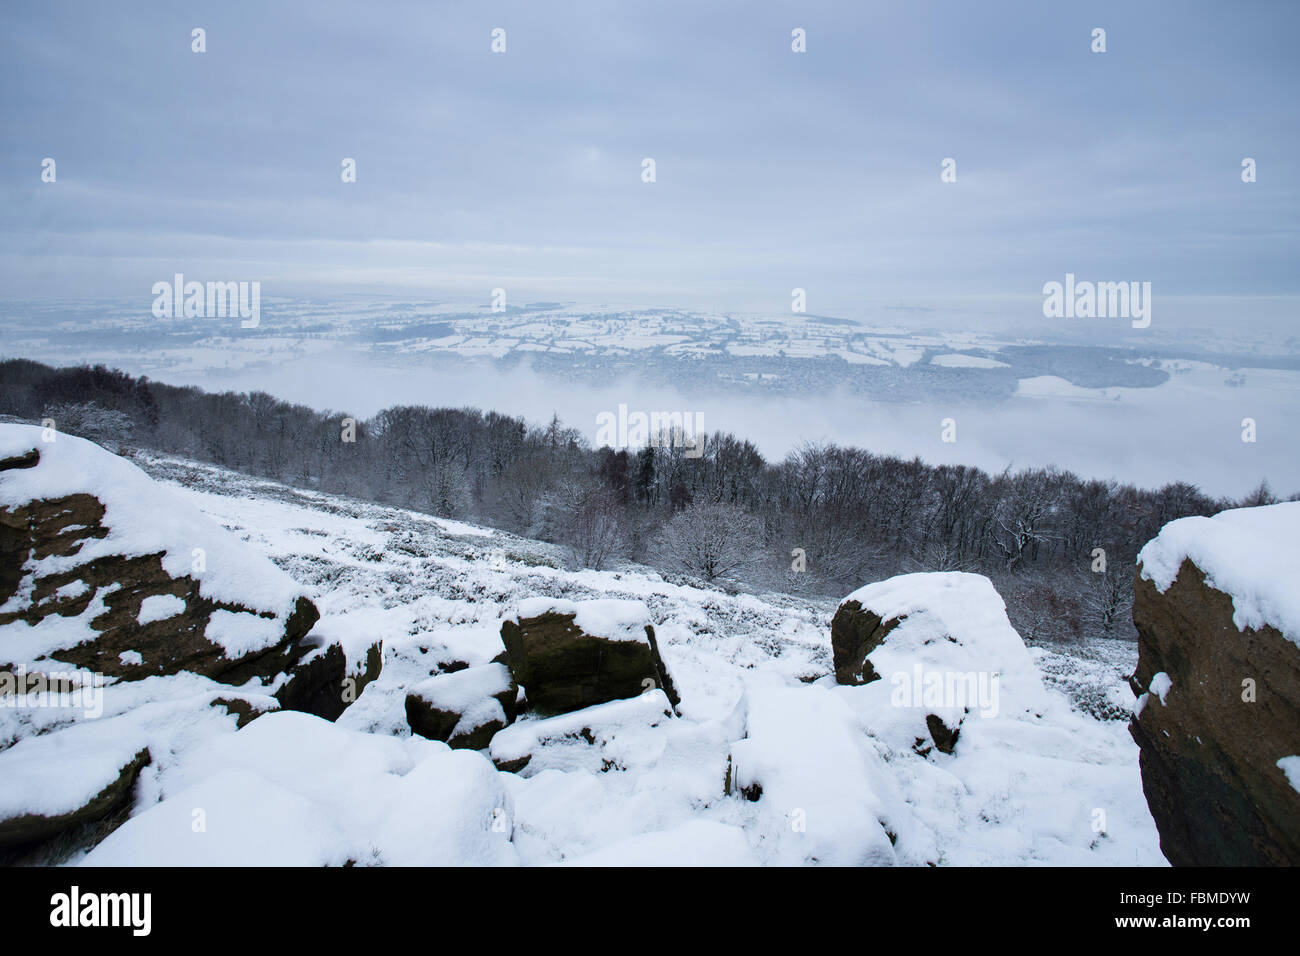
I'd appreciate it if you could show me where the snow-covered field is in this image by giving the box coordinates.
[3,451,1164,866]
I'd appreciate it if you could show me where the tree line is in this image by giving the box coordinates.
[1,358,1286,646]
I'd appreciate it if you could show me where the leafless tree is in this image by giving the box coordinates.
[653,500,762,581]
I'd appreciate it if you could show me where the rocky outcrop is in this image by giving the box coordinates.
[406,662,518,750]
[0,426,374,721]
[0,425,389,857]
[0,487,319,685]
[1130,504,1300,866]
[500,598,678,716]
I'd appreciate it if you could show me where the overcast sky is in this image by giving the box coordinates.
[2,1,1297,321]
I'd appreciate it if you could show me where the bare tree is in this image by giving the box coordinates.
[562,487,624,570]
[991,468,1061,572]
[653,500,762,581]
[1079,565,1134,637]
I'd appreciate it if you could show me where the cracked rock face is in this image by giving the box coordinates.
[1130,558,1300,866]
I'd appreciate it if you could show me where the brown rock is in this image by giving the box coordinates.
[406,662,518,749]
[276,638,384,722]
[500,606,678,716]
[1130,557,1300,865]
[0,489,320,685]
[0,441,370,724]
[925,713,961,755]
[831,599,903,685]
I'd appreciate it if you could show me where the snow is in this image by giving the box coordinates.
[930,353,1009,369]
[1279,757,1300,794]
[409,664,511,737]
[0,425,309,671]
[560,820,760,866]
[1137,502,1300,645]
[729,686,904,865]
[203,609,286,659]
[83,768,353,867]
[0,716,147,820]
[410,663,512,714]
[489,690,674,775]
[2,449,1164,867]
[83,712,517,866]
[511,597,652,643]
[1014,375,1126,402]
[0,684,274,824]
[1149,672,1172,705]
[136,594,186,626]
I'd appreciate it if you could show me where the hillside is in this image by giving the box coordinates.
[6,447,1157,866]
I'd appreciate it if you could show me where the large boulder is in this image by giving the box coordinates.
[500,598,678,716]
[829,573,1052,756]
[1130,503,1300,866]
[0,425,372,720]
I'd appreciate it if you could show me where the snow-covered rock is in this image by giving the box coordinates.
[728,686,909,865]
[1131,504,1300,864]
[489,690,674,775]
[80,712,518,866]
[0,425,317,684]
[501,597,678,715]
[0,426,385,855]
[406,662,518,749]
[831,572,1052,754]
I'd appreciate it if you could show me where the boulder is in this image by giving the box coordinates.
[1130,503,1300,866]
[500,598,678,716]
[829,573,1052,757]
[726,686,902,865]
[0,738,150,851]
[0,425,364,722]
[488,689,674,776]
[406,662,518,750]
[277,636,384,722]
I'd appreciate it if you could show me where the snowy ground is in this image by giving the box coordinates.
[4,448,1164,866]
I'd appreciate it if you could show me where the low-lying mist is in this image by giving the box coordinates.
[135,353,1298,501]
